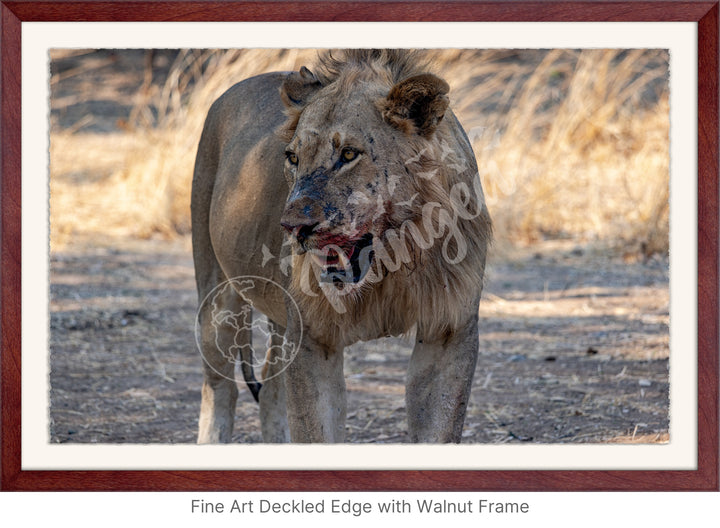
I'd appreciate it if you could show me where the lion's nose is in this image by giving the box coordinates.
[280,220,319,246]
[281,192,322,244]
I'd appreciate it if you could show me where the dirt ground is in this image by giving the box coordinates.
[48,50,669,444]
[49,235,669,444]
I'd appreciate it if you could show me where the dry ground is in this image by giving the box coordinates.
[49,49,669,444]
[49,235,669,444]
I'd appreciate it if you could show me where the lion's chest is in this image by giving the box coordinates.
[306,284,417,348]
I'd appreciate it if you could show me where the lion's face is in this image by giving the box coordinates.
[280,69,450,289]
[281,87,405,286]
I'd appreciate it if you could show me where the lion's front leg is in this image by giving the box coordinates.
[283,322,347,442]
[406,314,479,443]
[259,322,290,443]
[196,299,241,444]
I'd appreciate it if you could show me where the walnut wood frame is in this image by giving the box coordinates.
[1,0,717,491]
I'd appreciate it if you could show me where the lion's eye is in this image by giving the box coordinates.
[341,148,359,163]
[286,151,298,165]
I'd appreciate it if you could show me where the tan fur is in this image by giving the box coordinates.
[192,49,491,443]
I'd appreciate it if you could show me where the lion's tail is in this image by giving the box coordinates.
[240,356,262,403]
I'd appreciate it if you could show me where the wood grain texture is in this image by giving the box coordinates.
[1,1,22,492]
[696,2,719,490]
[2,1,718,22]
[1,0,718,491]
[2,468,718,491]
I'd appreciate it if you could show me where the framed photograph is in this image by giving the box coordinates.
[1,1,717,491]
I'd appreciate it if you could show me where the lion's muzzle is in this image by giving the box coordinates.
[281,209,376,285]
[280,220,318,254]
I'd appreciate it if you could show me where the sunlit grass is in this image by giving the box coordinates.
[50,49,669,255]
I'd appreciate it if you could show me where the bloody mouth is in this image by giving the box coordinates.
[309,233,375,284]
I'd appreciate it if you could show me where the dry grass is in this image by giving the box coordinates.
[450,49,669,253]
[50,49,669,253]
[607,432,670,444]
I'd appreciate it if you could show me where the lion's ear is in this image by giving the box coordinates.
[280,66,322,109]
[379,73,450,138]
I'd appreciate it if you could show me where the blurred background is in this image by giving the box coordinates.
[50,48,669,255]
[49,49,670,444]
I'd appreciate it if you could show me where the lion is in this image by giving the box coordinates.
[192,49,492,443]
